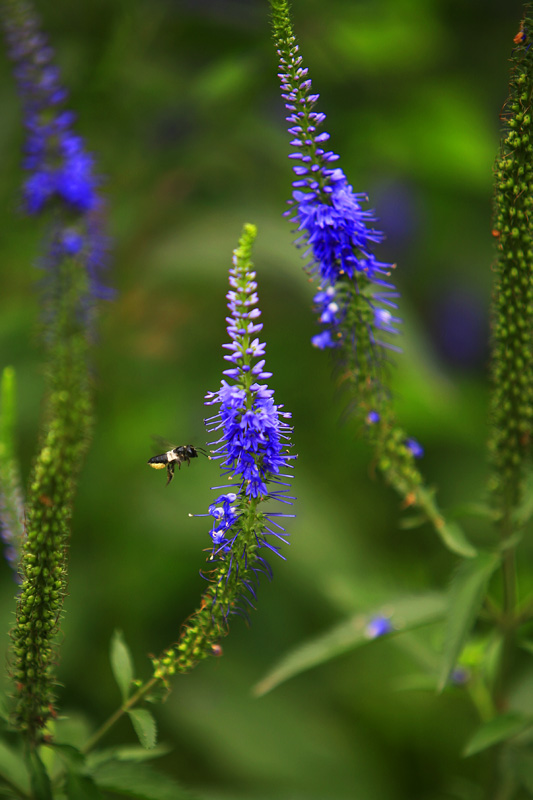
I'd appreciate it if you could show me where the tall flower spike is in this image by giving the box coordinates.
[152,224,295,679]
[269,0,400,410]
[489,10,533,518]
[269,1,477,560]
[2,0,112,741]
[2,0,111,311]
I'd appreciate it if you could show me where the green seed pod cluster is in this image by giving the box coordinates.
[489,12,533,515]
[152,500,264,678]
[10,259,93,742]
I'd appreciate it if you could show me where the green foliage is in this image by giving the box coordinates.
[110,630,135,703]
[1,0,533,798]
[463,713,533,757]
[254,593,447,695]
[438,551,501,690]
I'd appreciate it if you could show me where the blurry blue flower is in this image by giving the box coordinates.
[450,666,470,686]
[366,411,380,425]
[430,285,488,370]
[365,615,394,639]
[406,438,424,459]
[3,2,111,305]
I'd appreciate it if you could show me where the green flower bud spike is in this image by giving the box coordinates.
[489,8,533,522]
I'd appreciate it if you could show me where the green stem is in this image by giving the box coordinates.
[81,677,159,755]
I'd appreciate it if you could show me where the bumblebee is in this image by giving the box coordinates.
[148,444,206,486]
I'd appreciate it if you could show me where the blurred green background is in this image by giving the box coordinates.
[0,0,529,797]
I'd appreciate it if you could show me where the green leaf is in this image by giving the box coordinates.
[65,770,105,800]
[398,514,427,530]
[513,467,533,527]
[110,630,135,702]
[28,749,52,800]
[253,592,447,696]
[87,744,171,769]
[463,713,533,757]
[51,743,86,768]
[414,487,477,557]
[0,739,30,795]
[91,759,191,800]
[438,551,501,690]
[437,520,477,559]
[128,709,157,750]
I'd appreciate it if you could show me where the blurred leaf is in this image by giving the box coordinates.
[254,592,446,696]
[52,743,86,768]
[65,770,104,800]
[0,739,29,795]
[110,630,135,702]
[128,709,157,750]
[398,513,427,530]
[28,749,52,800]
[513,748,533,792]
[87,744,171,768]
[513,467,533,527]
[435,519,477,559]
[438,551,501,691]
[91,760,191,800]
[464,713,533,757]
[414,488,477,557]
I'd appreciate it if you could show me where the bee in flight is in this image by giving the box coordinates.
[148,443,207,486]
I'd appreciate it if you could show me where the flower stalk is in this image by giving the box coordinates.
[268,0,469,554]
[2,0,110,743]
[152,223,295,680]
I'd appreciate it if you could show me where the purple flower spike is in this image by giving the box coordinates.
[272,12,402,370]
[203,224,295,565]
[3,2,112,309]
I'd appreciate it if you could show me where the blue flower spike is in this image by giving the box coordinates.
[3,0,111,310]
[270,1,401,394]
[268,1,473,560]
[152,224,296,679]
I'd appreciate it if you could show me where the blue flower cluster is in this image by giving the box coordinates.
[204,231,295,558]
[276,37,401,353]
[3,3,110,302]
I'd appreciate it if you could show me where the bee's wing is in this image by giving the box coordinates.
[151,435,176,452]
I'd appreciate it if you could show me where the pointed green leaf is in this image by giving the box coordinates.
[128,709,157,750]
[463,713,533,757]
[253,592,446,696]
[87,744,171,769]
[52,743,86,768]
[110,630,134,702]
[398,514,427,530]
[92,759,190,800]
[414,488,477,557]
[0,739,30,795]
[65,770,105,800]
[438,551,501,690]
[437,520,477,558]
[28,750,52,800]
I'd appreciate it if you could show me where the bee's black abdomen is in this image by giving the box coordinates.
[148,453,169,465]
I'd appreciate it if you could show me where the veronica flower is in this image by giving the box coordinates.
[204,224,295,562]
[270,0,401,399]
[152,224,295,678]
[3,0,111,309]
